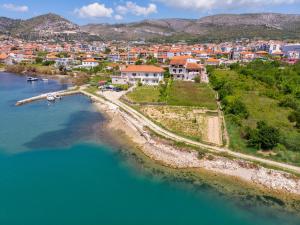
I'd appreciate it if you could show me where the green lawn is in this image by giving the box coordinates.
[126,81,218,110]
[167,81,218,110]
[126,86,162,103]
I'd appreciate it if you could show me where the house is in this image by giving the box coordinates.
[0,53,8,64]
[206,58,220,66]
[81,58,99,68]
[119,65,164,85]
[169,56,204,81]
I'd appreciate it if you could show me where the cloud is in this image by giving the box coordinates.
[114,14,123,20]
[74,2,113,18]
[116,2,157,16]
[156,0,298,11]
[2,3,29,12]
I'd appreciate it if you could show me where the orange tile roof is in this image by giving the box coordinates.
[207,58,220,63]
[0,53,8,60]
[170,56,190,65]
[83,58,98,62]
[256,51,268,54]
[121,65,164,73]
[186,63,203,70]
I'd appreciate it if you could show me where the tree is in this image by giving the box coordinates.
[135,60,143,65]
[288,110,300,129]
[194,76,201,83]
[35,57,43,64]
[246,121,280,150]
[223,98,249,119]
[104,47,111,54]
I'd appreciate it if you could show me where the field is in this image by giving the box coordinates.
[125,81,221,145]
[167,81,218,110]
[210,63,300,166]
[125,80,218,109]
[126,86,162,103]
[140,106,222,145]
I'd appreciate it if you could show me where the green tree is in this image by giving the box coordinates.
[247,121,280,150]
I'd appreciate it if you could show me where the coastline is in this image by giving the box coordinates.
[5,68,300,211]
[89,94,300,206]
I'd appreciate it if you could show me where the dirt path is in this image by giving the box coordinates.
[207,116,222,146]
[80,89,300,174]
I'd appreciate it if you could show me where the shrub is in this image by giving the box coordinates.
[246,121,280,150]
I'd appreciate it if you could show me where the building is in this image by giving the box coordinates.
[283,44,300,60]
[81,58,99,68]
[169,56,204,81]
[120,65,164,85]
[206,58,220,66]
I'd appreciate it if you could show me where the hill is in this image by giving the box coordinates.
[1,13,300,42]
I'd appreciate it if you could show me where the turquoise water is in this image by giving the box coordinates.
[0,73,299,225]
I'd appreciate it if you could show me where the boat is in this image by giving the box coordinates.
[42,78,49,82]
[54,94,62,100]
[46,94,55,101]
[27,77,38,82]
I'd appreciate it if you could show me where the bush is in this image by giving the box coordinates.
[223,97,249,119]
[288,110,300,129]
[278,96,299,110]
[194,76,200,83]
[246,121,280,150]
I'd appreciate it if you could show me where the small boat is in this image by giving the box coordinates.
[27,77,38,82]
[42,78,49,82]
[54,94,62,100]
[46,94,55,101]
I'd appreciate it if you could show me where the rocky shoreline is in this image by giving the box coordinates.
[91,97,300,197]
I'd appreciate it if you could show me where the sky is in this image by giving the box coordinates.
[0,0,300,25]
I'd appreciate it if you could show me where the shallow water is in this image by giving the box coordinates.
[0,73,299,225]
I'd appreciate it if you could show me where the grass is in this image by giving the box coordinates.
[126,81,218,110]
[212,69,300,166]
[126,86,162,103]
[85,86,99,95]
[167,81,218,110]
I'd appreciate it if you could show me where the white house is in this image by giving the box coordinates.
[81,58,99,68]
[169,56,204,81]
[269,42,282,55]
[119,65,164,85]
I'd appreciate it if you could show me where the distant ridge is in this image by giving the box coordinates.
[1,13,300,42]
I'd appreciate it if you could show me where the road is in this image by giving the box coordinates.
[81,89,300,174]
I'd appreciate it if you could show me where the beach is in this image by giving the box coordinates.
[90,90,300,198]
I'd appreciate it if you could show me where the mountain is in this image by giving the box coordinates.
[81,13,300,42]
[1,13,300,42]
[0,13,91,41]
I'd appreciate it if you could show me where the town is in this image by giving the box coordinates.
[1,1,300,223]
[0,38,299,84]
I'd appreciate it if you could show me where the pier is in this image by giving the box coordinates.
[15,89,80,106]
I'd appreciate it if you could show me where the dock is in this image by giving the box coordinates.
[15,89,80,106]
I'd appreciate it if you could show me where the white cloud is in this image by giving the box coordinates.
[74,2,113,18]
[156,0,298,11]
[2,3,29,12]
[116,2,157,16]
[114,14,123,20]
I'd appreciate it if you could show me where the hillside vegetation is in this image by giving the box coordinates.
[209,60,300,165]
[1,13,300,42]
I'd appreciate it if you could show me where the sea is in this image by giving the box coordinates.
[0,72,299,225]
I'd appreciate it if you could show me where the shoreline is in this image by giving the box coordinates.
[5,70,300,210]
[90,94,300,200]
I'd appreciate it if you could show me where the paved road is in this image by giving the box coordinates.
[81,89,300,174]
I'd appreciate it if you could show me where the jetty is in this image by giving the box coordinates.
[15,89,80,106]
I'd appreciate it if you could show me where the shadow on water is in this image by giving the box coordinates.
[23,110,106,149]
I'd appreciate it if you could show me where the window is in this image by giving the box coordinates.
[145,73,149,77]
[179,69,182,73]
[173,69,176,73]
[153,73,157,77]
[132,73,136,76]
